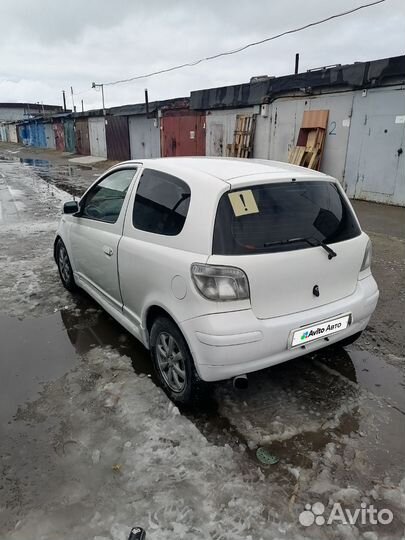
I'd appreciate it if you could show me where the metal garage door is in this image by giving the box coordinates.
[307,94,353,182]
[8,124,18,143]
[269,94,354,181]
[345,88,405,205]
[75,119,90,155]
[44,122,55,149]
[161,110,205,157]
[106,116,130,161]
[53,121,65,151]
[129,115,160,159]
[206,108,254,157]
[89,117,107,158]
[269,99,304,164]
[64,119,75,153]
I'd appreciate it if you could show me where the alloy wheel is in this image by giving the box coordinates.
[58,244,71,284]
[156,331,186,392]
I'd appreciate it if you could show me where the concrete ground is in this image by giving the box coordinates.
[0,142,404,539]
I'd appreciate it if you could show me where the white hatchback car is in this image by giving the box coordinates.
[55,158,379,403]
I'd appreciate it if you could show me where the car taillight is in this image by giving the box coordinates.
[191,263,250,301]
[360,239,372,272]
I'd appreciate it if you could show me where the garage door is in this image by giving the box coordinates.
[89,117,107,158]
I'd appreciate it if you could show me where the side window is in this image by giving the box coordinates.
[81,169,136,224]
[132,169,191,236]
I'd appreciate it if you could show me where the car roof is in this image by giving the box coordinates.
[120,157,331,185]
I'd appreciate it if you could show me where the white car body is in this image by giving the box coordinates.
[55,157,379,382]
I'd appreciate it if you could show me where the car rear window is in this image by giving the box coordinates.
[213,180,361,255]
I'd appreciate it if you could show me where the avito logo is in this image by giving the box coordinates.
[301,327,327,341]
[298,501,393,527]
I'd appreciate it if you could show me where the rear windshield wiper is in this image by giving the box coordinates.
[307,237,337,259]
[264,237,337,259]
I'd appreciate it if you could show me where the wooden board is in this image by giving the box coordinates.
[227,114,256,158]
[301,110,329,129]
[288,110,329,170]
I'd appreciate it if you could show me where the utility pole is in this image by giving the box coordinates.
[92,82,105,114]
[294,53,300,74]
[145,88,149,117]
[62,90,67,111]
[70,86,76,112]
[81,99,84,113]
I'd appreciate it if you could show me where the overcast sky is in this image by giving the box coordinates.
[0,0,404,111]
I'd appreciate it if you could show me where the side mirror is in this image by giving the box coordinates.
[63,201,79,214]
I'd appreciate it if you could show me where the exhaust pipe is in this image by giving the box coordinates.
[233,374,248,390]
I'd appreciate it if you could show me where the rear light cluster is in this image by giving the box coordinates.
[360,239,372,272]
[191,263,250,301]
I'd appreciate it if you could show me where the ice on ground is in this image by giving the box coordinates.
[2,343,402,539]
[330,488,362,505]
[309,469,339,495]
[215,356,405,535]
[0,161,72,317]
[1,347,303,540]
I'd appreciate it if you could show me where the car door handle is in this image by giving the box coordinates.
[103,246,114,257]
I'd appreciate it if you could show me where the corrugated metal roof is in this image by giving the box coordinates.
[108,97,189,117]
[0,102,63,111]
[190,55,405,110]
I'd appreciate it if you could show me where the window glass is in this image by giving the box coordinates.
[81,169,135,224]
[132,169,191,236]
[213,181,361,255]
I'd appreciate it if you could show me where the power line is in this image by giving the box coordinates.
[100,0,388,87]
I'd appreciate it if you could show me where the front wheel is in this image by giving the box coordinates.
[150,317,202,405]
[56,239,77,292]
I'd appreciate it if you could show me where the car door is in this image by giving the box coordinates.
[69,167,138,311]
[118,168,192,333]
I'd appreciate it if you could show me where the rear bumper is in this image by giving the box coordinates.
[181,275,379,382]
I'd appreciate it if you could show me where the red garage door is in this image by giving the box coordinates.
[53,121,65,151]
[161,110,205,157]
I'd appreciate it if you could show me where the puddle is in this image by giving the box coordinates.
[184,346,405,479]
[19,158,50,168]
[20,159,85,197]
[316,346,405,413]
[0,292,152,424]
[9,156,98,198]
[0,313,77,424]
[0,153,103,198]
[59,292,152,376]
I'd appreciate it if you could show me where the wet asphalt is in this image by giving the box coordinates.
[0,147,404,538]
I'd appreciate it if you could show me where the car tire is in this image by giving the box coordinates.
[150,317,203,405]
[338,331,363,347]
[56,239,77,292]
